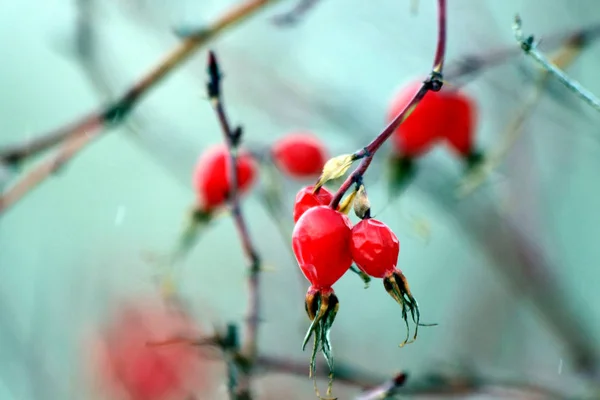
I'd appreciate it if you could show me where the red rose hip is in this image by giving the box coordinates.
[192,144,257,212]
[293,205,353,288]
[293,185,334,223]
[350,217,435,346]
[272,132,328,179]
[387,80,447,158]
[292,205,352,381]
[350,218,400,278]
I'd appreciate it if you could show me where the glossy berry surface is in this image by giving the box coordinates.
[192,144,257,212]
[350,218,399,278]
[292,205,353,289]
[442,91,477,157]
[387,80,447,157]
[91,300,205,400]
[293,185,334,223]
[272,132,328,178]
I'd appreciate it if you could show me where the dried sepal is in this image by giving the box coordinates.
[383,270,437,347]
[337,189,358,215]
[303,287,340,399]
[353,184,371,219]
[313,154,356,192]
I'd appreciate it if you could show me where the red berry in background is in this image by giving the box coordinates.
[349,217,434,346]
[192,144,257,212]
[271,133,328,178]
[293,185,334,223]
[387,80,447,158]
[350,218,399,278]
[90,300,207,400]
[293,205,353,289]
[442,91,477,158]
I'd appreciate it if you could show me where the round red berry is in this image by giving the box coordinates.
[350,218,399,278]
[192,144,257,212]
[90,300,207,400]
[292,205,353,289]
[293,185,334,223]
[442,91,477,157]
[387,80,447,158]
[271,132,328,178]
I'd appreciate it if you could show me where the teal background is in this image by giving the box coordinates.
[1,0,600,398]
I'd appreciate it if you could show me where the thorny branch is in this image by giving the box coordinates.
[329,0,447,208]
[206,50,262,399]
[514,15,600,113]
[0,0,280,216]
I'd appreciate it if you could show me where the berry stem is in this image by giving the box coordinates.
[206,51,262,398]
[0,0,281,217]
[329,0,447,209]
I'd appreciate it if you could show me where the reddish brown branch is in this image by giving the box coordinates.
[0,0,280,216]
[206,50,263,399]
[330,0,447,208]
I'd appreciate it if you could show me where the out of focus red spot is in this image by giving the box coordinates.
[91,299,207,400]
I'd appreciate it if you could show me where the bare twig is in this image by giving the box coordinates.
[457,32,586,198]
[271,0,323,26]
[354,372,407,400]
[206,50,263,399]
[328,0,447,208]
[0,0,280,216]
[513,15,600,113]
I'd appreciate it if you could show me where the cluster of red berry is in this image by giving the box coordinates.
[192,132,328,213]
[291,183,430,379]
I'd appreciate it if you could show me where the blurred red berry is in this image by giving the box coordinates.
[387,80,447,157]
[92,300,206,400]
[293,185,334,223]
[192,144,257,212]
[350,218,399,278]
[292,205,353,289]
[271,133,328,178]
[442,91,477,157]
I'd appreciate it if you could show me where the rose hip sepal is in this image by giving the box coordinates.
[293,185,334,223]
[292,205,353,380]
[350,218,436,347]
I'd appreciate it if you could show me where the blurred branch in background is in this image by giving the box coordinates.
[514,15,600,113]
[271,0,323,26]
[0,0,281,216]
[2,16,600,217]
[456,32,586,198]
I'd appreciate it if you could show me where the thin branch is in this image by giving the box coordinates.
[0,0,280,216]
[456,32,586,198]
[354,373,407,400]
[271,0,323,26]
[514,15,600,113]
[206,50,263,399]
[329,0,447,208]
